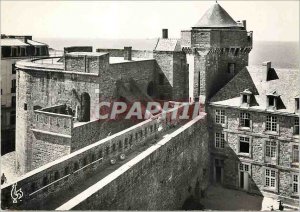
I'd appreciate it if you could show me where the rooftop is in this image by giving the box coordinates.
[1,38,48,47]
[66,52,107,57]
[210,65,300,114]
[1,38,29,46]
[193,3,242,29]
[155,38,181,52]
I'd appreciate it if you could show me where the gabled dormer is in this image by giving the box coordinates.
[266,90,280,110]
[240,89,252,107]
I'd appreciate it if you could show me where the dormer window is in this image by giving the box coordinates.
[266,91,280,110]
[268,96,275,106]
[242,95,248,103]
[240,89,252,107]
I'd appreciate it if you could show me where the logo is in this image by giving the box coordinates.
[11,183,23,204]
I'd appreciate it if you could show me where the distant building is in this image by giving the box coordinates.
[208,61,299,206]
[1,35,49,155]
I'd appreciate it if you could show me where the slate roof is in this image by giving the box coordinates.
[154,38,181,52]
[1,38,29,46]
[193,3,241,29]
[210,65,300,114]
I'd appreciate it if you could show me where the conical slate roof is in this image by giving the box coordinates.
[193,3,241,28]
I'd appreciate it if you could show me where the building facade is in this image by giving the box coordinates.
[1,35,49,155]
[208,62,299,206]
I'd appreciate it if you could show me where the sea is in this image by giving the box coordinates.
[38,38,300,69]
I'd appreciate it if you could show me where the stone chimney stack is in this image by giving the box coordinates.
[242,20,247,30]
[262,61,271,81]
[162,29,168,39]
[124,46,132,61]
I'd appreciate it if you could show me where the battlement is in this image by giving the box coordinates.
[64,52,109,75]
[33,105,74,136]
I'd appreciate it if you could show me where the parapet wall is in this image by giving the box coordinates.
[96,48,154,59]
[58,113,209,210]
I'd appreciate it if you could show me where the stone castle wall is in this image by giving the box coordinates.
[58,114,209,210]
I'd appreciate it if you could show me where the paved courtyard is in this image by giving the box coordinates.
[200,185,265,211]
[199,185,298,211]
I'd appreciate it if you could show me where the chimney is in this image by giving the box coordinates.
[124,46,132,60]
[242,20,247,30]
[262,61,271,81]
[162,29,168,39]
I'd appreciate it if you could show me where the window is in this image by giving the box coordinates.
[293,174,299,194]
[266,116,277,132]
[265,141,277,158]
[294,118,299,135]
[125,138,128,148]
[265,168,276,189]
[11,96,16,107]
[12,64,16,74]
[215,132,225,149]
[240,113,250,128]
[10,111,16,125]
[20,47,26,57]
[239,137,250,154]
[242,95,248,103]
[215,109,225,124]
[112,143,116,152]
[159,73,164,85]
[24,103,27,111]
[292,145,299,163]
[11,79,16,93]
[239,163,250,172]
[228,63,236,74]
[268,96,275,107]
[11,47,18,57]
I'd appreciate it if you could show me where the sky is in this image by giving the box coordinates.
[1,1,299,41]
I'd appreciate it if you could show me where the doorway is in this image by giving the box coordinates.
[239,163,250,191]
[214,159,224,184]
